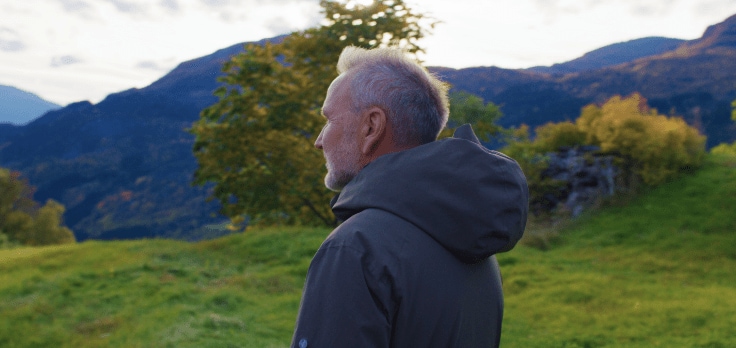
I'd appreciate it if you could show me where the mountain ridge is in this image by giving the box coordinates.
[527,36,685,74]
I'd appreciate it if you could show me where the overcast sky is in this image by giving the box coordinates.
[2,0,736,106]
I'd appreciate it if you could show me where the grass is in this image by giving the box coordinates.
[500,154,736,347]
[1,154,734,347]
[0,227,327,348]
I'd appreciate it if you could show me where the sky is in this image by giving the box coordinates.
[1,0,736,106]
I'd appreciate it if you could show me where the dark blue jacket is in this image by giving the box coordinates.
[292,125,529,347]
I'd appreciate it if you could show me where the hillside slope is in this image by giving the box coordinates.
[1,154,734,347]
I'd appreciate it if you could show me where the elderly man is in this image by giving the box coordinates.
[291,46,529,348]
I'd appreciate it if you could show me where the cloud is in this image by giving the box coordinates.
[630,0,676,16]
[0,27,25,52]
[135,60,172,71]
[265,16,301,35]
[51,55,84,67]
[159,0,179,12]
[693,0,735,16]
[200,0,233,7]
[105,0,144,13]
[58,0,91,12]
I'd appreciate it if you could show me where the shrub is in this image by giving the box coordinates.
[711,142,736,156]
[576,94,705,185]
[501,93,707,215]
[0,168,76,246]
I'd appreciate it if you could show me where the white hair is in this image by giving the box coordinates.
[336,46,449,145]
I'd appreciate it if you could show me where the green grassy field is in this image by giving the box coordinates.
[1,154,734,347]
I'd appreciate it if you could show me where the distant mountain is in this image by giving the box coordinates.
[0,39,271,241]
[0,85,61,125]
[527,37,685,74]
[2,14,736,241]
[433,13,736,148]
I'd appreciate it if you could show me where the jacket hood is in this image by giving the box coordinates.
[331,124,529,263]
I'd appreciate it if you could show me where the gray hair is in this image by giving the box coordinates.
[336,46,449,146]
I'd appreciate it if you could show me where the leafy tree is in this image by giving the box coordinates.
[709,99,736,156]
[0,168,75,246]
[191,0,434,227]
[438,91,504,141]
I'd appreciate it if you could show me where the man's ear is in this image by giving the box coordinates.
[360,106,388,155]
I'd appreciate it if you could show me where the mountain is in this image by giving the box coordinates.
[2,16,736,241]
[433,13,736,148]
[0,40,263,241]
[0,85,61,125]
[527,37,685,74]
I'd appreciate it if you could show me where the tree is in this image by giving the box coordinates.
[191,0,434,227]
[438,91,504,141]
[710,99,736,156]
[0,168,75,246]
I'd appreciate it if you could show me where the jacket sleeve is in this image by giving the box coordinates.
[291,242,393,348]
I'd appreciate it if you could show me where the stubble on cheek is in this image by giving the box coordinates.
[323,140,361,192]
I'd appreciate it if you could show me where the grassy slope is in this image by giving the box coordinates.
[0,228,327,348]
[500,154,736,347]
[1,154,734,347]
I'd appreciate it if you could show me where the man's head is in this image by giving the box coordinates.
[315,46,449,191]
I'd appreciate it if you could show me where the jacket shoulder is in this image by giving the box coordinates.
[325,208,419,250]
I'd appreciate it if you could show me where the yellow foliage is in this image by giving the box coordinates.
[711,142,736,156]
[533,121,587,153]
[503,93,706,198]
[576,93,705,185]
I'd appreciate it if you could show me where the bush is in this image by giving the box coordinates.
[533,121,587,153]
[711,142,736,156]
[0,168,75,246]
[576,94,705,185]
[501,125,568,215]
[501,93,707,215]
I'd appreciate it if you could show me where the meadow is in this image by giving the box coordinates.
[1,154,734,347]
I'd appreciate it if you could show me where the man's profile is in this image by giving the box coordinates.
[291,46,529,348]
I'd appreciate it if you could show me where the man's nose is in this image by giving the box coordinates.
[314,128,324,150]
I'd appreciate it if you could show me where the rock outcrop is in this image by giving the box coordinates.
[542,146,618,217]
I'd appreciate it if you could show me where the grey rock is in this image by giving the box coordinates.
[541,147,618,217]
